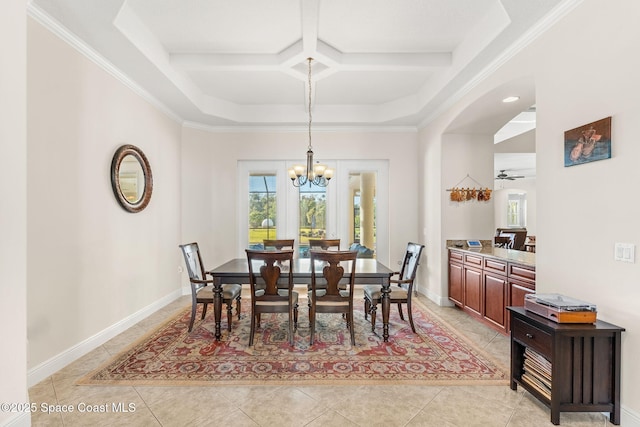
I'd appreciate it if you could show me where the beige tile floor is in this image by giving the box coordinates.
[29,294,610,427]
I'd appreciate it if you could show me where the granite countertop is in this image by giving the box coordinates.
[448,243,535,267]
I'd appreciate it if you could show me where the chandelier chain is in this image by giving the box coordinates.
[307,57,313,151]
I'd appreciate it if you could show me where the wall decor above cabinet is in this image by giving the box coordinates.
[446,174,492,202]
[110,144,153,213]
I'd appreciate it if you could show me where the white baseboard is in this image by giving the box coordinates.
[0,412,30,427]
[27,289,182,387]
[619,406,640,427]
[416,286,454,307]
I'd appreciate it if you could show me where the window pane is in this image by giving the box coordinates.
[350,172,376,257]
[353,192,361,243]
[299,185,326,258]
[248,174,277,248]
[507,193,526,227]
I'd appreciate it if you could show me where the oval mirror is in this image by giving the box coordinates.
[110,144,153,213]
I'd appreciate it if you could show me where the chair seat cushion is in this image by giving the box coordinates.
[308,289,350,299]
[222,283,242,299]
[197,284,241,301]
[255,290,299,306]
[363,285,408,301]
[308,289,350,306]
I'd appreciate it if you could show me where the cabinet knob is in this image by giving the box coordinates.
[526,333,534,339]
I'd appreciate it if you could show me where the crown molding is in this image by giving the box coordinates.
[182,121,418,134]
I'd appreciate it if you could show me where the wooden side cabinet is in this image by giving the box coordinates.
[507,307,625,425]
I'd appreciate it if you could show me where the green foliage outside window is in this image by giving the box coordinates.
[249,175,276,244]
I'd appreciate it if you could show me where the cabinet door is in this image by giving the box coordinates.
[510,280,535,307]
[448,261,464,307]
[464,266,482,316]
[484,273,507,331]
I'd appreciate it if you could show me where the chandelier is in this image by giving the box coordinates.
[288,58,334,187]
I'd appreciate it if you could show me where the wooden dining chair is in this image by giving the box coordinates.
[364,242,424,333]
[263,239,295,250]
[262,240,296,289]
[246,249,298,346]
[179,242,242,332]
[308,239,340,251]
[309,250,358,346]
[306,239,341,290]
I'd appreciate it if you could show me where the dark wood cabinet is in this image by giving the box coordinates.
[483,256,508,330]
[508,307,625,425]
[509,280,534,307]
[463,265,482,316]
[483,272,507,329]
[448,256,464,307]
[448,248,534,333]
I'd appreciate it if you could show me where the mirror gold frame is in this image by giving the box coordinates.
[110,144,153,213]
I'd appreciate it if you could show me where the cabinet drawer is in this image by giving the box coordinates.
[484,257,507,275]
[464,254,483,267]
[509,264,536,283]
[511,317,551,358]
[449,250,464,263]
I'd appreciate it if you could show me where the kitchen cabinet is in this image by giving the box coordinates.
[448,252,464,307]
[484,272,507,329]
[448,247,535,333]
[464,264,482,316]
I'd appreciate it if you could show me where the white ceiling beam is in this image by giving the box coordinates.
[278,40,306,69]
[301,0,320,55]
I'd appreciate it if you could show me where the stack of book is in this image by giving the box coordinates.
[521,347,552,400]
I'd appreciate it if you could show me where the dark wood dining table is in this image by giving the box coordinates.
[207,257,395,342]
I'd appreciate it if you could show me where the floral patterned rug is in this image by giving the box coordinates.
[79,298,508,386]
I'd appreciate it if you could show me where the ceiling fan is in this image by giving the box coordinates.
[495,170,525,180]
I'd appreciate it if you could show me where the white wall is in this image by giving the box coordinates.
[441,133,496,242]
[423,132,496,303]
[180,127,419,276]
[419,0,640,421]
[533,2,640,418]
[0,1,29,425]
[27,18,183,372]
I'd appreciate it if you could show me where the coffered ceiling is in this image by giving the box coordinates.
[29,0,573,129]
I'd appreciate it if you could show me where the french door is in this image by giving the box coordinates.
[237,160,389,265]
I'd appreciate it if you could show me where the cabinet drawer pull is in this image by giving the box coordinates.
[526,333,534,339]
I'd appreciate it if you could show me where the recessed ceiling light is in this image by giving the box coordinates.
[502,96,520,103]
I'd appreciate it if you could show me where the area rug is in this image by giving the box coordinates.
[78,297,508,386]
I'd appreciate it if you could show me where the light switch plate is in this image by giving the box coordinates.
[614,243,635,263]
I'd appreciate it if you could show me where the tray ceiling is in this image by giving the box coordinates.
[29,0,573,128]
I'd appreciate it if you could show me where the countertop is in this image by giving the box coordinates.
[448,245,535,267]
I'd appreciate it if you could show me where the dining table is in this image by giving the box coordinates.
[207,257,395,342]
